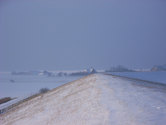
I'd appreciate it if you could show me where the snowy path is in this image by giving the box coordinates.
[0,74,166,125]
[100,74,166,125]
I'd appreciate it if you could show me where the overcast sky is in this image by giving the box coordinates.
[0,0,166,71]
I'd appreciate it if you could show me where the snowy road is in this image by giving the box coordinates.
[1,74,166,125]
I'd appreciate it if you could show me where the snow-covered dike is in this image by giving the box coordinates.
[0,74,166,125]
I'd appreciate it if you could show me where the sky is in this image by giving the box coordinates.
[0,0,166,71]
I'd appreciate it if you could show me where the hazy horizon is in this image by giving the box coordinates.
[0,64,165,72]
[0,0,166,71]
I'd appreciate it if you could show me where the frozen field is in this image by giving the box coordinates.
[109,71,166,84]
[0,72,81,98]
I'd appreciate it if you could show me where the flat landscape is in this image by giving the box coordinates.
[1,73,166,125]
[1,0,166,124]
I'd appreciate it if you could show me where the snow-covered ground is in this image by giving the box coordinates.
[109,71,166,84]
[0,72,81,111]
[1,71,166,112]
[0,72,81,98]
[1,74,166,125]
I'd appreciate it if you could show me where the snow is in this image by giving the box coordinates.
[1,74,166,125]
[0,72,81,111]
[0,96,27,114]
[0,74,109,125]
[0,72,81,98]
[0,69,98,98]
[100,74,166,125]
[109,71,166,84]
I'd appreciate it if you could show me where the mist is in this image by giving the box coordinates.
[0,0,166,71]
